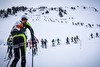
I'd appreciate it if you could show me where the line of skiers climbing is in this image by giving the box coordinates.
[6,15,100,67]
[51,35,80,47]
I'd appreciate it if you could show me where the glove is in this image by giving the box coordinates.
[8,52,12,58]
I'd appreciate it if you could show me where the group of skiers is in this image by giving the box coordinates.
[65,35,80,45]
[71,35,80,43]
[90,32,99,38]
[5,14,99,67]
[40,38,48,48]
[52,38,61,47]
[51,36,79,47]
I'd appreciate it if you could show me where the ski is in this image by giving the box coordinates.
[6,57,12,67]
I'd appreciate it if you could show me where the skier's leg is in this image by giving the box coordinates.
[21,46,26,67]
[10,48,20,67]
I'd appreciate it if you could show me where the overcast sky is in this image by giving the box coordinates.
[0,0,100,9]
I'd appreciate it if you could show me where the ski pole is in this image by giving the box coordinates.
[80,40,82,49]
[4,51,8,59]
[32,47,34,67]
[4,46,9,59]
[6,57,12,67]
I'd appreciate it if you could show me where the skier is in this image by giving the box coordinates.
[74,37,77,43]
[57,38,60,45]
[76,35,80,41]
[71,37,73,42]
[96,32,99,37]
[7,34,13,58]
[9,15,36,67]
[66,37,70,44]
[52,39,55,47]
[41,38,44,48]
[28,36,39,50]
[34,36,39,50]
[44,39,48,48]
[90,33,93,38]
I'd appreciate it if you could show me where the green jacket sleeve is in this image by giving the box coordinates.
[26,22,35,44]
[7,37,9,45]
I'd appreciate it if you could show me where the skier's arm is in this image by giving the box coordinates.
[26,22,36,45]
[7,37,9,45]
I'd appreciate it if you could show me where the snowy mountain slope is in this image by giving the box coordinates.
[0,5,100,67]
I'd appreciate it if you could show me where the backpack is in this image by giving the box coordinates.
[11,21,25,36]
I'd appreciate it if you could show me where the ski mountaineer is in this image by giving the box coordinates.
[90,33,93,38]
[57,38,60,45]
[44,39,47,48]
[71,37,73,42]
[52,39,55,47]
[9,15,36,67]
[28,36,39,51]
[66,37,70,44]
[41,38,44,48]
[7,34,13,58]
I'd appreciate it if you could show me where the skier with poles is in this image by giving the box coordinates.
[4,34,13,67]
[8,15,36,67]
[57,38,60,45]
[52,39,55,47]
[7,34,13,58]
[90,33,93,38]
[41,38,44,48]
[44,39,48,48]
[66,37,70,44]
[96,32,99,37]
[71,37,73,42]
[28,36,39,54]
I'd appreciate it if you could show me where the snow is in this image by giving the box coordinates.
[0,0,100,67]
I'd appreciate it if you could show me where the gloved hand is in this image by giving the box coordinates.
[8,52,12,58]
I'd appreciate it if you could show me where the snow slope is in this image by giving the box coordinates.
[0,3,100,67]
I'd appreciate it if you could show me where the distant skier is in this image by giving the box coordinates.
[32,36,39,54]
[90,33,93,38]
[66,37,70,44]
[9,15,36,67]
[57,38,60,45]
[28,36,39,51]
[71,37,73,42]
[41,38,44,48]
[52,39,55,47]
[7,34,13,58]
[76,35,80,41]
[96,32,99,37]
[44,39,48,48]
[74,37,77,43]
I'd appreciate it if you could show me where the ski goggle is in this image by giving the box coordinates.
[22,18,28,22]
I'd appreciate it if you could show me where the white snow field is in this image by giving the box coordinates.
[0,0,100,67]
